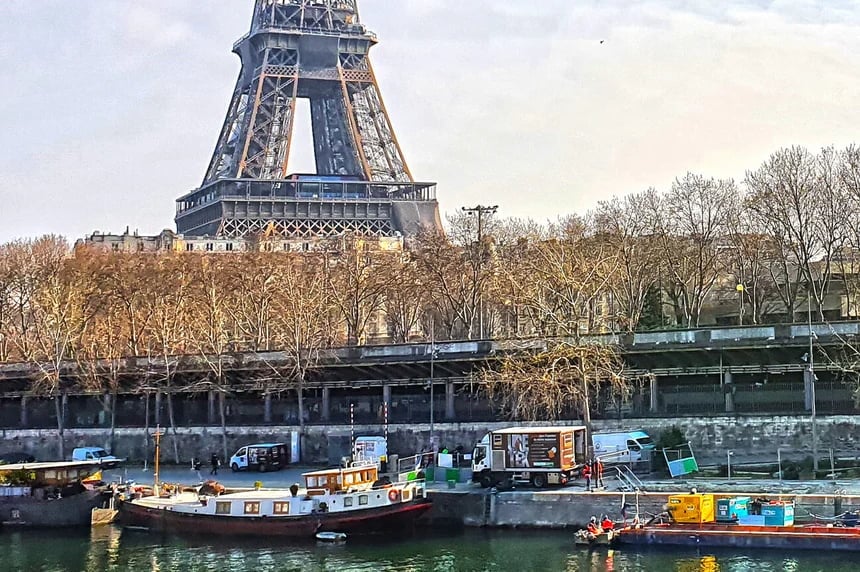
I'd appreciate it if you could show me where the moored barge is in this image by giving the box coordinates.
[118,463,431,538]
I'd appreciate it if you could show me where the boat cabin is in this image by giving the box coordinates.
[302,465,379,494]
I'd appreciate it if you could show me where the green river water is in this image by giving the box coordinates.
[1,527,856,572]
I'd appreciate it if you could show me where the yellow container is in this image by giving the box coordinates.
[668,494,715,523]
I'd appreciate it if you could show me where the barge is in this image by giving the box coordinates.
[617,491,860,552]
[118,463,431,538]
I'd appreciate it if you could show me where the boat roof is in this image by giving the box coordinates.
[492,426,587,435]
[303,464,376,478]
[240,443,286,448]
[0,460,108,473]
[221,490,292,500]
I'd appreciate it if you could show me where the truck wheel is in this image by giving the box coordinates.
[231,463,240,473]
[531,474,547,489]
[479,474,493,488]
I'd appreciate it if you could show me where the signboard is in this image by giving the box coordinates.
[663,442,699,478]
[492,432,566,469]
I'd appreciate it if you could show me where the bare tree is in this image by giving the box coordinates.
[745,146,849,320]
[480,341,631,442]
[593,191,660,331]
[271,255,335,457]
[327,245,390,346]
[647,174,735,327]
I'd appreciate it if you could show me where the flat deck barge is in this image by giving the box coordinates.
[618,523,860,551]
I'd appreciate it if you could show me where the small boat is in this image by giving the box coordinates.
[0,461,113,528]
[574,528,618,547]
[316,531,347,542]
[118,462,431,538]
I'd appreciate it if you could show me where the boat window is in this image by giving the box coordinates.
[627,440,641,452]
[244,502,260,515]
[307,477,318,487]
[215,501,232,515]
[359,495,368,506]
[344,497,354,508]
[345,473,354,485]
[273,502,290,515]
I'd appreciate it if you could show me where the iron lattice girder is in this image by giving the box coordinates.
[181,0,439,240]
[203,2,410,185]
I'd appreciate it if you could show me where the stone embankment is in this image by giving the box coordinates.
[6,414,860,466]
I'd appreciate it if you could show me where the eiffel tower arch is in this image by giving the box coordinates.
[175,0,441,239]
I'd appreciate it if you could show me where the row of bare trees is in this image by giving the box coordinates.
[4,143,860,436]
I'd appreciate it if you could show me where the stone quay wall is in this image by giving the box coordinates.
[425,490,860,529]
[2,414,858,465]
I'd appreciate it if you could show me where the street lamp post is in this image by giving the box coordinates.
[727,450,733,480]
[736,284,745,326]
[462,205,498,339]
[428,316,438,449]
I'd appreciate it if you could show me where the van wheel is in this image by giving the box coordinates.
[479,474,493,488]
[259,464,267,473]
[531,474,547,489]
[231,463,240,473]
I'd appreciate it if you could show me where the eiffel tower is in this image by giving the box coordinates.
[175,0,440,238]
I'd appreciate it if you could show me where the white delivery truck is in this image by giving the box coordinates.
[352,436,388,469]
[471,426,587,488]
[592,430,655,464]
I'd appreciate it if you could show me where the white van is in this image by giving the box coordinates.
[71,447,123,468]
[592,430,655,464]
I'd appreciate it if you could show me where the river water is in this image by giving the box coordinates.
[2,527,855,572]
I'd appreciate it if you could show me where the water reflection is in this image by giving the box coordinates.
[0,528,853,572]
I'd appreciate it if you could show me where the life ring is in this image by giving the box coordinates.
[387,488,401,503]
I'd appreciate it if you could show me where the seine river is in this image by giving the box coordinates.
[2,527,855,572]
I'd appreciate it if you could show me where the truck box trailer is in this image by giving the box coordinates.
[471,426,587,488]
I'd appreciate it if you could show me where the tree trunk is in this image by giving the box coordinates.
[219,390,228,461]
[167,391,181,464]
[54,392,66,459]
[297,378,305,464]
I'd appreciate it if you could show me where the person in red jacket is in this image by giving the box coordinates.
[601,515,614,531]
[581,462,592,491]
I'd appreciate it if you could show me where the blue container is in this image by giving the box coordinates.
[761,503,794,526]
[717,497,750,522]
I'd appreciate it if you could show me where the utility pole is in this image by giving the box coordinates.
[461,205,498,339]
[807,291,819,473]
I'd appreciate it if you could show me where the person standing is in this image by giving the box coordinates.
[210,453,219,476]
[582,462,592,491]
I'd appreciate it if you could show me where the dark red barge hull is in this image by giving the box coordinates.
[618,523,860,552]
[118,498,432,538]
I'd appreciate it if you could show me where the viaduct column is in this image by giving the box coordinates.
[724,371,735,413]
[445,382,456,421]
[649,375,660,414]
[321,388,331,422]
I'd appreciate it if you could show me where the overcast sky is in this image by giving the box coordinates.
[1,1,859,242]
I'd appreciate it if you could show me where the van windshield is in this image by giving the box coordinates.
[92,450,109,458]
[636,437,654,447]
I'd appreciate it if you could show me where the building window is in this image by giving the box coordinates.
[226,243,233,252]
[358,495,368,506]
[273,502,290,515]
[215,501,231,515]
[244,502,260,515]
[185,244,194,252]
[206,243,214,252]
